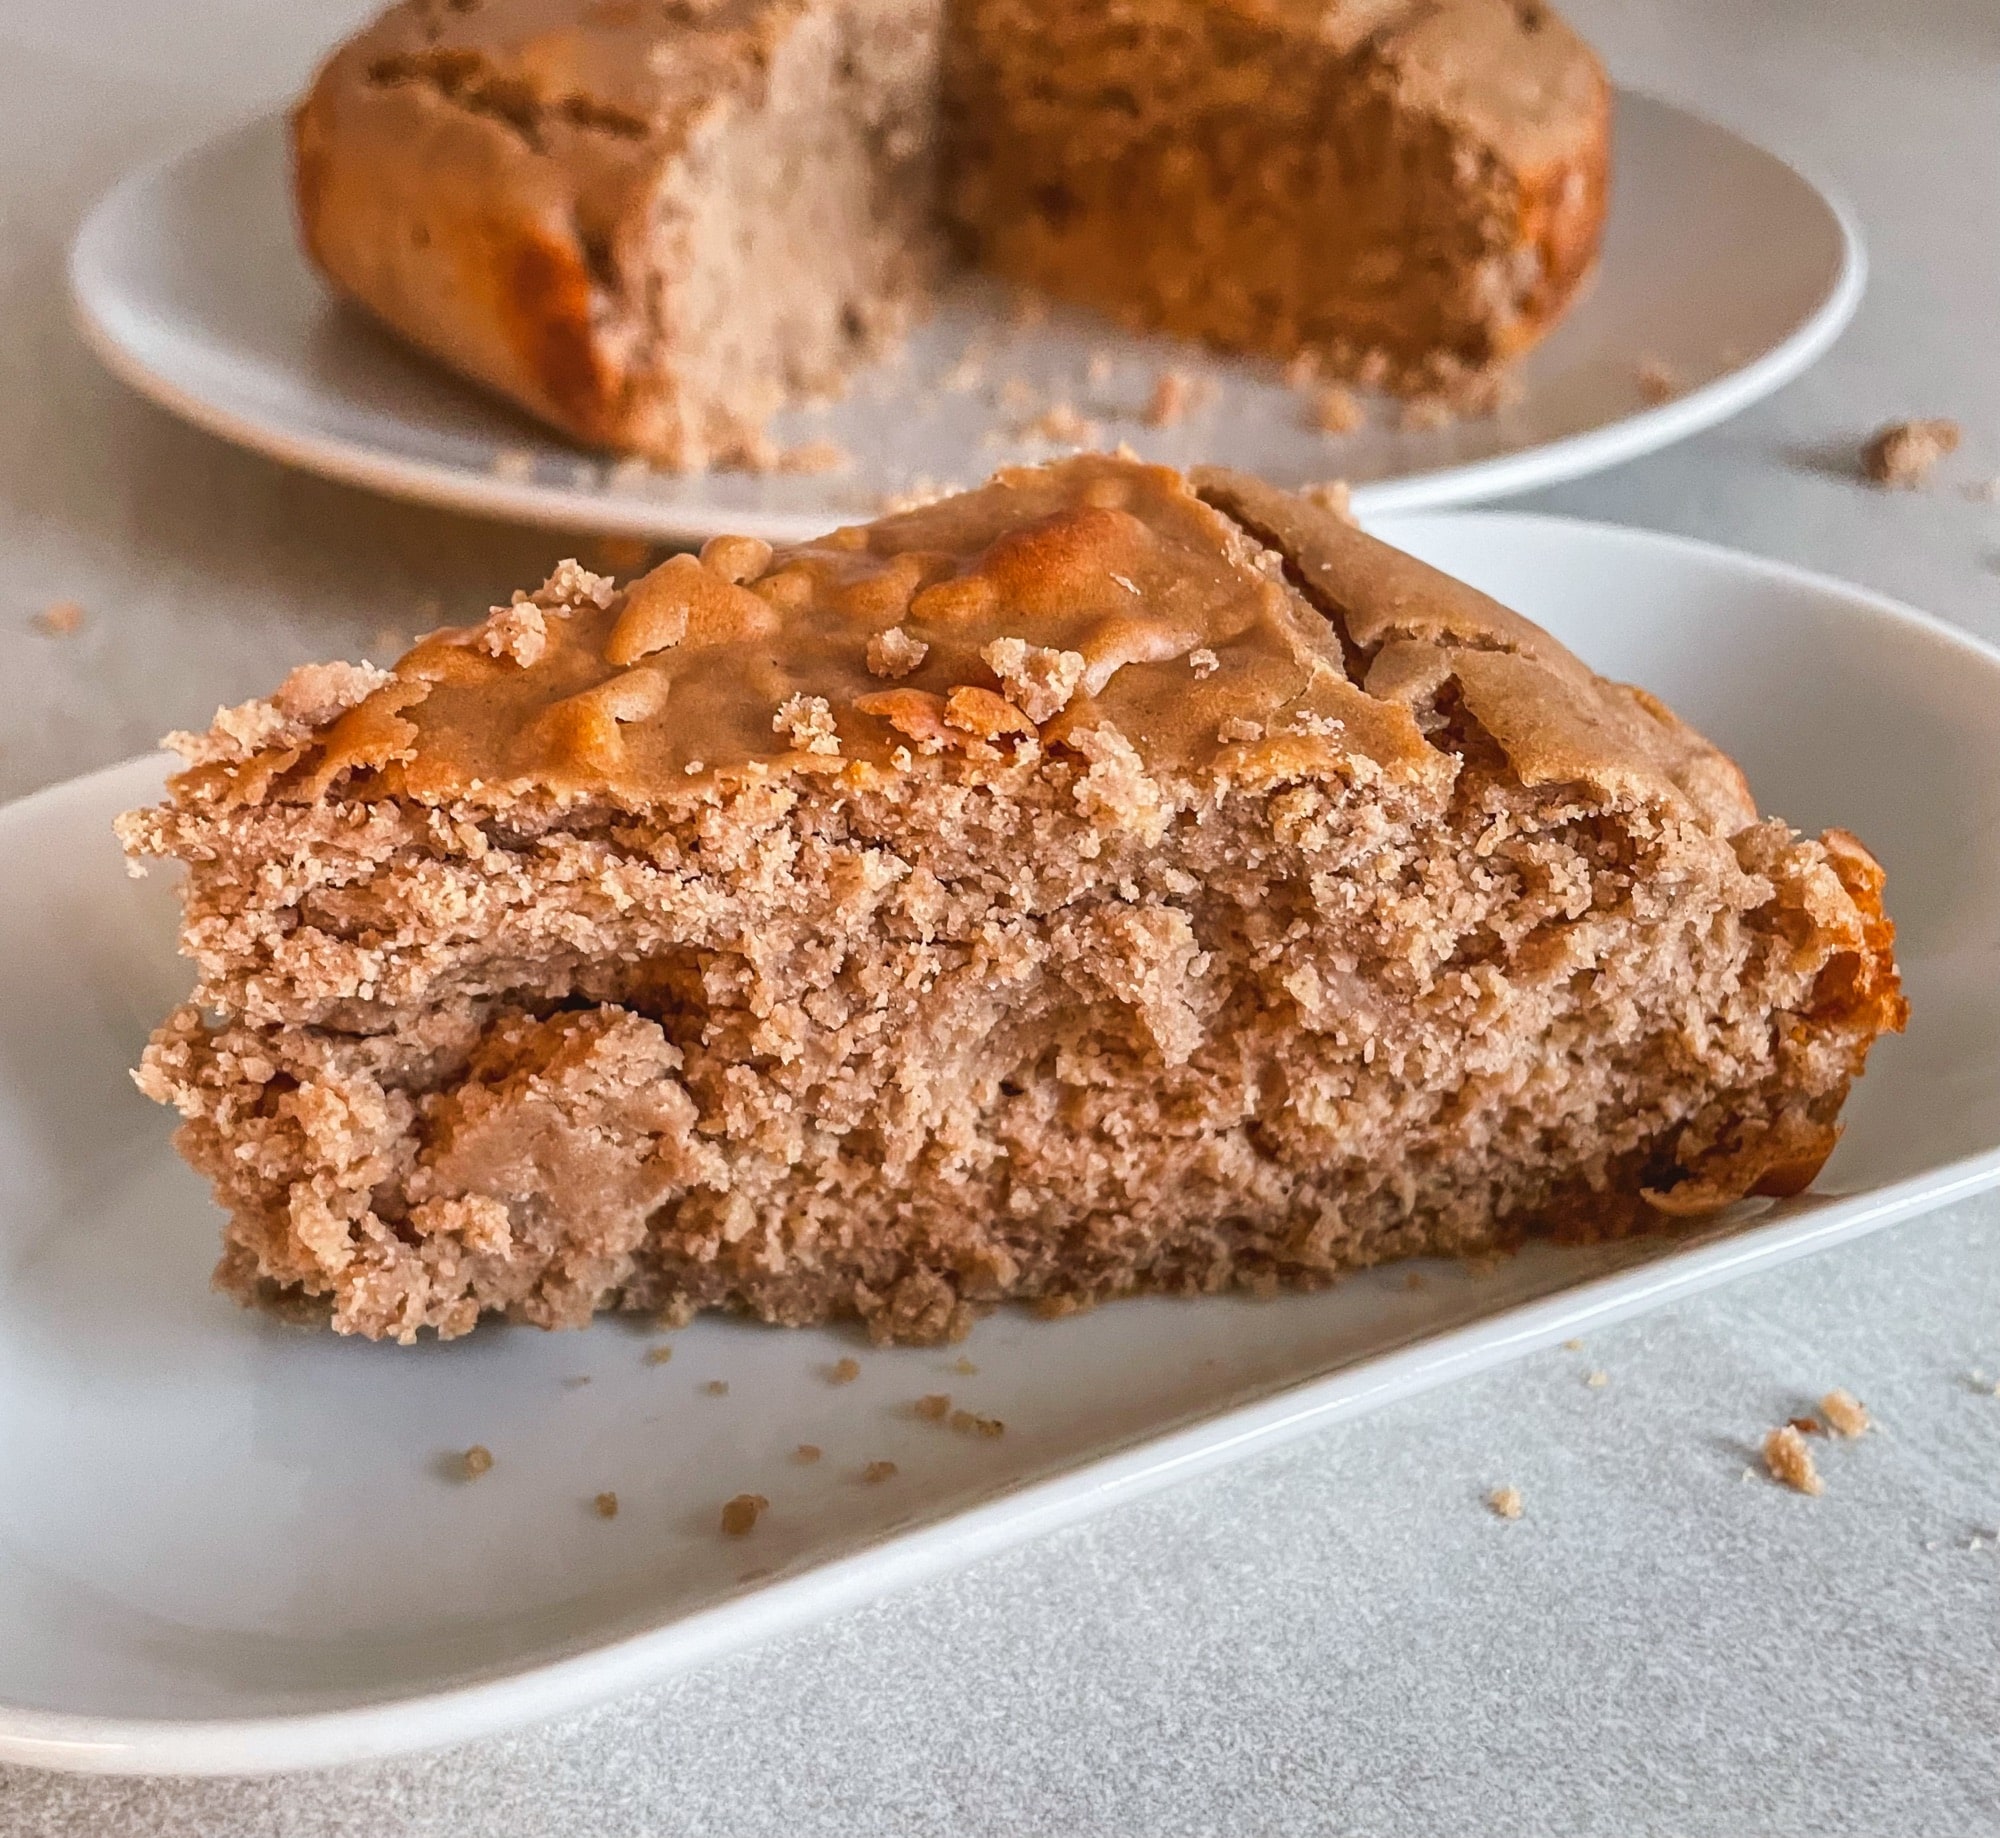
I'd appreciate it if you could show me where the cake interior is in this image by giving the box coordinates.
[636,0,946,463]
[941,0,1596,384]
[132,579,1894,1344]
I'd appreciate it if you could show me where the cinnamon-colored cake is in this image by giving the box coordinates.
[119,456,1903,1345]
[291,0,1609,463]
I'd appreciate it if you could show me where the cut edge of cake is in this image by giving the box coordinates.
[118,454,1906,1344]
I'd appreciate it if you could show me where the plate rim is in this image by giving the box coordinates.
[3,513,1987,1778]
[66,92,1866,546]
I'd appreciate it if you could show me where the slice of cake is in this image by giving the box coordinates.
[943,0,1610,392]
[293,0,948,467]
[119,456,1904,1345]
[290,0,1608,462]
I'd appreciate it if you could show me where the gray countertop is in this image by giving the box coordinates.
[3,0,1998,1831]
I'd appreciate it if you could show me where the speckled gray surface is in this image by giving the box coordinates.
[2,0,1999,1831]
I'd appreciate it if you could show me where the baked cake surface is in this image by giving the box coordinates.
[292,0,1608,459]
[120,456,1904,1344]
[943,0,1609,391]
[294,0,947,466]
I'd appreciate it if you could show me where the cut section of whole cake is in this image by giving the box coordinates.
[120,456,1905,1344]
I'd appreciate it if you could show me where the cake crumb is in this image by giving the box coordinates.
[1463,1254,1504,1279]
[829,1357,862,1385]
[915,1393,952,1421]
[1188,647,1220,678]
[949,1408,1005,1438]
[1820,1388,1871,1437]
[1144,369,1208,429]
[459,1445,494,1480]
[774,693,841,755]
[1298,479,1355,524]
[862,1459,899,1483]
[593,1491,619,1518]
[939,342,988,394]
[1309,384,1364,436]
[867,625,929,679]
[794,1443,822,1464]
[703,1379,730,1397]
[777,439,851,476]
[1636,358,1679,404]
[489,448,534,482]
[33,599,84,636]
[643,1346,674,1366]
[720,1492,768,1536]
[1585,1370,1609,1389]
[1863,419,1961,487]
[1560,1338,1584,1351]
[982,636,1086,721]
[563,1375,592,1390]
[1762,1424,1824,1495]
[1403,1271,1427,1291]
[1787,1415,1824,1437]
[1488,1485,1523,1520]
[1023,401,1098,447]
[952,1356,979,1376]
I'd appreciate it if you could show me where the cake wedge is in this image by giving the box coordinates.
[119,456,1905,1344]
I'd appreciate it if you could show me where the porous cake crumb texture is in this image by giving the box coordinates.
[121,456,1905,1348]
[1762,1425,1823,1495]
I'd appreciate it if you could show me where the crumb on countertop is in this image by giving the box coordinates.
[829,1357,862,1385]
[915,1393,952,1421]
[643,1345,674,1366]
[459,1445,494,1481]
[703,1379,730,1397]
[1820,1388,1871,1437]
[720,1492,768,1536]
[1585,1370,1609,1389]
[1403,1270,1427,1291]
[593,1491,619,1518]
[794,1443,822,1464]
[952,1356,979,1377]
[33,600,84,636]
[1560,1338,1584,1352]
[1488,1484,1524,1520]
[1762,1424,1824,1495]
[862,1459,899,1483]
[1863,418,1961,487]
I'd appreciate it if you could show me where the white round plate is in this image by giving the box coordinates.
[68,93,1861,545]
[3,516,1996,1776]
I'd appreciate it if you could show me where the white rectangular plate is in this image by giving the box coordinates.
[3,514,1997,1775]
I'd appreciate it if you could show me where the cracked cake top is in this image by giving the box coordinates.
[154,454,1756,831]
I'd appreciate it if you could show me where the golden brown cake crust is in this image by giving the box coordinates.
[122,458,1905,1346]
[293,0,944,462]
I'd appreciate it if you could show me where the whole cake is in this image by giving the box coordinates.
[120,456,1904,1345]
[291,0,1609,464]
